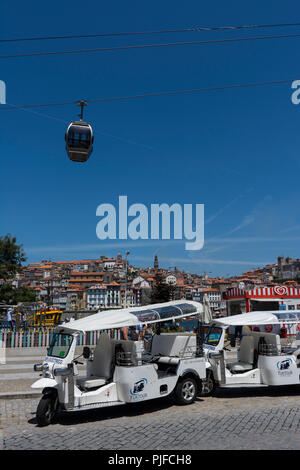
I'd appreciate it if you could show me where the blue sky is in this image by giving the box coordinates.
[1,1,300,276]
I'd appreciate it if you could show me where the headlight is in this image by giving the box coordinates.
[34,363,43,371]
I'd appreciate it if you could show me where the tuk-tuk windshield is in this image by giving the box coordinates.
[204,325,223,347]
[47,332,74,359]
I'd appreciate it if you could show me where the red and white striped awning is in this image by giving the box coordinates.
[224,285,300,300]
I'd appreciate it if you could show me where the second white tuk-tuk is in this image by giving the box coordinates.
[201,310,300,395]
[32,300,209,426]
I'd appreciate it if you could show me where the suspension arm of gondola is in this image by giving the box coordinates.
[77,100,88,120]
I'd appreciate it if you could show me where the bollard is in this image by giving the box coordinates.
[0,337,6,364]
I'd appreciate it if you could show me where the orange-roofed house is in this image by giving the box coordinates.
[69,271,111,289]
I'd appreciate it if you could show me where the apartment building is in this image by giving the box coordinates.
[191,287,223,313]
[87,282,121,310]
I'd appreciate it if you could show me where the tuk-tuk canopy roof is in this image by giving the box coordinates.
[60,300,204,333]
[214,310,300,327]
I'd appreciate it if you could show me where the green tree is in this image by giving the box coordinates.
[0,234,27,280]
[0,234,36,305]
[0,284,36,305]
[150,272,175,304]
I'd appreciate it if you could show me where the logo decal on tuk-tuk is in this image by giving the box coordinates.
[277,358,292,370]
[130,378,148,399]
[277,358,293,376]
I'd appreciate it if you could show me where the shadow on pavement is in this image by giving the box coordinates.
[214,384,300,399]
[28,396,204,427]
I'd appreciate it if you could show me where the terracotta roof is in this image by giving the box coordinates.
[70,271,106,276]
[199,288,220,293]
[52,259,100,265]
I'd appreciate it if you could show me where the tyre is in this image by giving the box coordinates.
[36,395,57,426]
[174,376,197,405]
[198,371,216,397]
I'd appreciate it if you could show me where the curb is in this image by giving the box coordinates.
[0,391,41,400]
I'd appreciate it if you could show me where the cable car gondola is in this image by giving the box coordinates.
[65,101,94,162]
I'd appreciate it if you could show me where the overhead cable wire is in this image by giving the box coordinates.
[5,102,156,150]
[1,33,300,59]
[0,78,295,110]
[1,22,300,43]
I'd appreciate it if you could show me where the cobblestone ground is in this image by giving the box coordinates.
[0,386,300,450]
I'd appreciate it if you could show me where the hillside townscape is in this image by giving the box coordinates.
[3,250,300,316]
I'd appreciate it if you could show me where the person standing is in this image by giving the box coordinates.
[121,326,128,340]
[143,324,153,351]
[128,325,138,341]
[136,323,144,341]
[144,324,153,341]
[7,308,13,329]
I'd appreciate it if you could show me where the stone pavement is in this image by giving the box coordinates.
[1,386,300,450]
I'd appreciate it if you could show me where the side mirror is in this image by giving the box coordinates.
[83,346,91,359]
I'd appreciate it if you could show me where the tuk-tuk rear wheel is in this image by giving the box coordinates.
[174,376,197,405]
[36,395,57,426]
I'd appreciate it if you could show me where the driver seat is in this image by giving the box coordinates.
[226,335,254,373]
[77,332,113,389]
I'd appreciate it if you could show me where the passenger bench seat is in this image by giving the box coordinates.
[227,335,254,372]
[77,332,113,389]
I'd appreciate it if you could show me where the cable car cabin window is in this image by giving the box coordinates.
[67,126,91,149]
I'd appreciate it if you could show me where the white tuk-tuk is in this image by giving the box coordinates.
[32,301,208,426]
[201,310,300,395]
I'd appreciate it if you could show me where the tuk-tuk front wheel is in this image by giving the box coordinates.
[174,376,197,405]
[36,395,58,426]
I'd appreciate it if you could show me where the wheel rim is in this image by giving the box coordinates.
[202,377,214,394]
[182,381,195,401]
